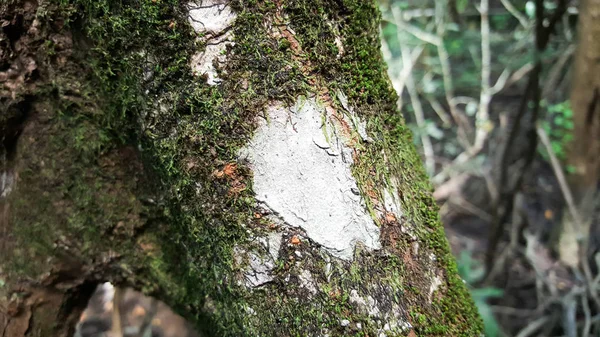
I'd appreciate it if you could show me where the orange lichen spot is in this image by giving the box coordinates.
[223,163,237,177]
[290,235,301,245]
[544,209,554,220]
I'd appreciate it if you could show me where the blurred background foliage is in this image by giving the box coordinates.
[379,0,600,336]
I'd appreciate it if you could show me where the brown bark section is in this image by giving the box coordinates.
[0,2,134,335]
[0,285,93,337]
[569,0,600,207]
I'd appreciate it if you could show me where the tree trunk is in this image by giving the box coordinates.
[0,0,481,336]
[569,0,600,198]
[559,0,600,267]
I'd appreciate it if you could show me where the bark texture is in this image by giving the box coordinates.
[0,0,481,336]
[569,0,600,210]
[558,0,600,266]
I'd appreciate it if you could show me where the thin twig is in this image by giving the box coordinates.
[395,46,425,109]
[503,62,535,90]
[491,305,537,316]
[583,294,592,337]
[535,125,583,228]
[449,196,493,222]
[387,9,441,45]
[563,295,578,337]
[426,96,452,126]
[436,32,472,147]
[473,0,492,154]
[542,44,575,99]
[490,69,511,95]
[515,316,551,337]
[398,44,435,176]
[499,0,530,28]
[390,6,472,149]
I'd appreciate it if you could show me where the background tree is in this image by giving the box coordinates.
[0,0,481,336]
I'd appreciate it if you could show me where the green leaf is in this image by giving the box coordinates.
[564,120,574,130]
[457,249,485,284]
[471,287,504,299]
[563,133,573,142]
[476,299,501,337]
[554,116,564,125]
[552,142,564,158]
[542,121,551,133]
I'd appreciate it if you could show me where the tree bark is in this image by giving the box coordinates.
[569,0,600,198]
[558,0,600,267]
[0,0,481,336]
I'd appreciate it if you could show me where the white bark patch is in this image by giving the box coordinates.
[383,188,403,217]
[349,289,381,317]
[378,318,413,336]
[240,97,381,260]
[349,287,412,334]
[298,269,317,295]
[187,0,236,85]
[264,232,283,260]
[244,251,275,287]
[1,170,14,198]
[187,0,235,34]
[428,274,443,301]
[334,36,344,59]
[236,232,282,288]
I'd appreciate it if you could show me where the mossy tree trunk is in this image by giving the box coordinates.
[0,0,481,336]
